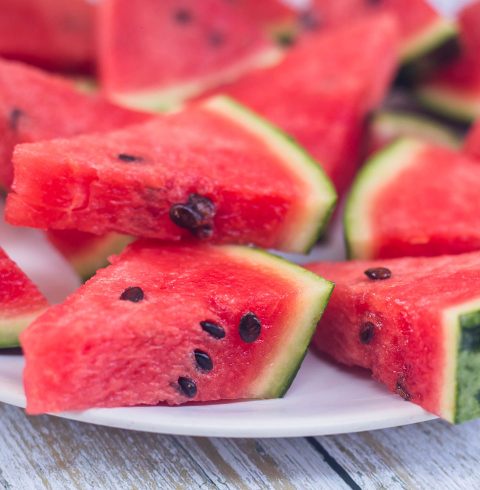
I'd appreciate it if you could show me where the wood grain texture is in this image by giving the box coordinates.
[0,401,479,489]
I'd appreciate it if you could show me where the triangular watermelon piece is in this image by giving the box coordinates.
[302,0,455,63]
[0,58,150,189]
[203,15,399,195]
[416,1,480,122]
[0,248,48,347]
[98,0,293,110]
[345,139,480,259]
[0,0,95,72]
[6,96,337,254]
[308,252,480,423]
[21,241,333,413]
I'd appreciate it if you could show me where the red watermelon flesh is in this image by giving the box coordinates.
[464,119,480,161]
[6,96,336,254]
[0,58,150,189]
[308,253,480,423]
[203,15,399,194]
[98,0,288,110]
[304,0,455,62]
[0,248,48,347]
[0,0,95,72]
[21,241,333,413]
[345,139,480,260]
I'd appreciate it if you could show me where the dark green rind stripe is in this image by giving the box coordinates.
[455,310,480,423]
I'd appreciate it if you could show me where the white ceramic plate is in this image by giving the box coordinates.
[0,206,436,437]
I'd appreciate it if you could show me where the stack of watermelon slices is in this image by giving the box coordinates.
[3,0,480,426]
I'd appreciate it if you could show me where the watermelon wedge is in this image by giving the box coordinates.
[345,139,480,259]
[368,111,461,156]
[464,119,480,160]
[308,253,480,423]
[204,15,399,195]
[302,0,456,63]
[416,2,480,122]
[46,231,134,281]
[0,248,48,347]
[21,241,333,413]
[0,58,150,189]
[0,0,95,72]
[98,0,291,110]
[6,96,337,254]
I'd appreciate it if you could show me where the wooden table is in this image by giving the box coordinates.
[1,402,477,488]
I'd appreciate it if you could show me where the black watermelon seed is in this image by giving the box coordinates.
[9,107,24,131]
[188,194,215,219]
[239,312,261,343]
[193,224,214,239]
[209,31,225,47]
[200,321,225,339]
[117,153,143,163]
[277,33,296,47]
[174,9,193,24]
[194,350,213,371]
[178,377,197,398]
[364,267,392,280]
[298,10,322,31]
[359,322,375,344]
[170,194,216,237]
[169,204,203,230]
[396,380,411,401]
[119,286,144,302]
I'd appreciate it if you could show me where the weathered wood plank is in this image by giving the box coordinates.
[319,419,480,490]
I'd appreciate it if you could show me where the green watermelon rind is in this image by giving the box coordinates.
[442,301,480,423]
[222,246,334,399]
[0,311,47,348]
[416,84,480,123]
[344,138,426,259]
[204,95,338,254]
[401,18,457,64]
[109,47,284,112]
[371,111,461,150]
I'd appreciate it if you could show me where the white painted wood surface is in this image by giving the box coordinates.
[0,402,478,489]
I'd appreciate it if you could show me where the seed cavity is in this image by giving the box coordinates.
[119,286,144,302]
[174,9,193,24]
[169,194,216,238]
[200,321,225,339]
[364,267,392,280]
[359,322,375,344]
[178,377,197,398]
[396,379,411,401]
[117,153,143,163]
[298,10,322,31]
[239,312,261,343]
[9,107,24,131]
[194,350,213,372]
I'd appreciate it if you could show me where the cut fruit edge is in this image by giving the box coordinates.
[105,47,284,112]
[204,96,338,254]
[344,138,426,259]
[401,17,457,64]
[221,246,334,398]
[0,310,47,348]
[442,299,480,423]
[416,83,480,123]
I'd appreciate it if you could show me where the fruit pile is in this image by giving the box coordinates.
[0,0,479,424]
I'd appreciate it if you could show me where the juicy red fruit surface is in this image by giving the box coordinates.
[21,242,302,413]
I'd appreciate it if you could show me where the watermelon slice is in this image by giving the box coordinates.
[368,111,461,155]
[464,119,480,160]
[21,241,333,413]
[98,0,291,110]
[6,96,337,254]
[302,0,456,63]
[203,14,399,195]
[308,253,480,423]
[0,248,48,347]
[0,58,150,189]
[416,2,480,122]
[0,0,95,71]
[46,231,134,281]
[345,139,480,260]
